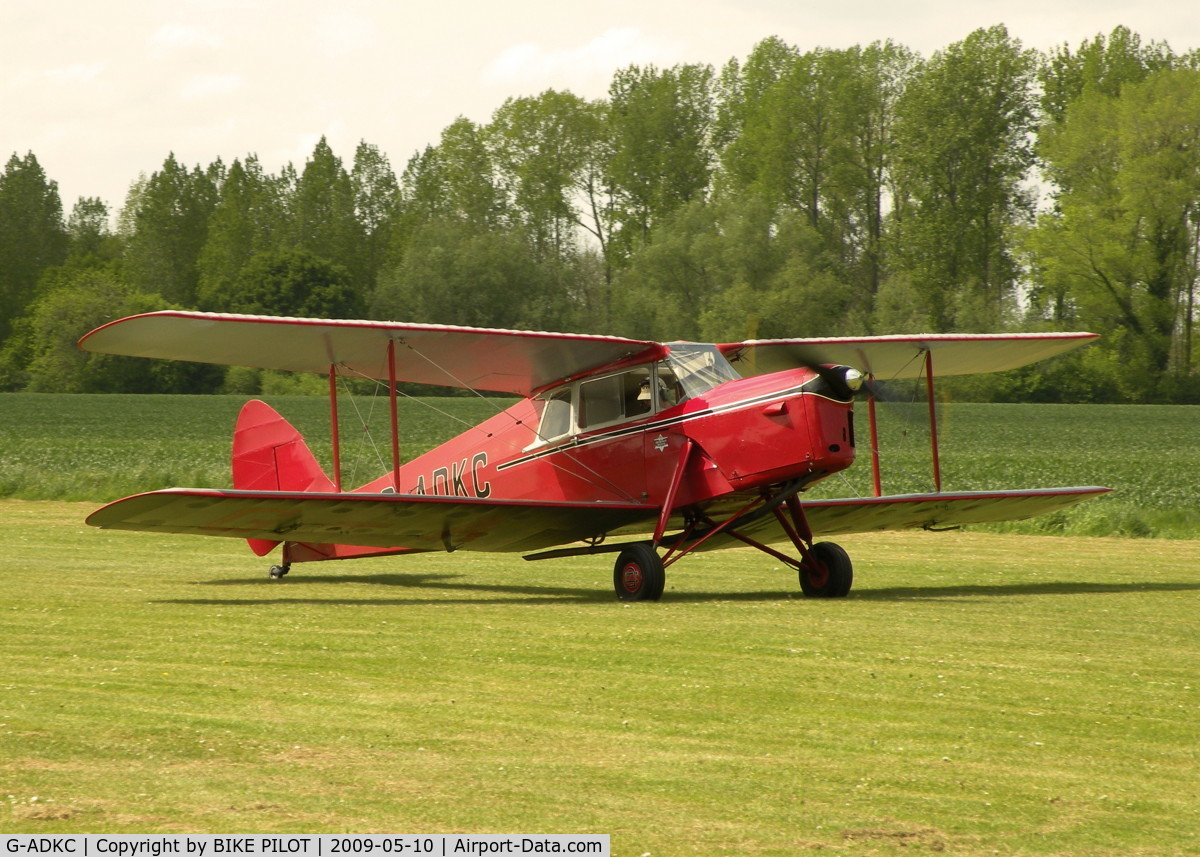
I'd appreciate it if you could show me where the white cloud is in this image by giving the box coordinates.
[313,10,379,59]
[43,62,107,85]
[483,27,684,93]
[149,23,224,58]
[179,73,245,100]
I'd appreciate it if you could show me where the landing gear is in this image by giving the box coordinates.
[613,543,665,602]
[268,564,290,579]
[799,542,853,598]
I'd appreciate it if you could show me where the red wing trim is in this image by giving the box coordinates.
[86,489,659,554]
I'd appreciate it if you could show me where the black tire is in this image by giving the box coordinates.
[269,564,290,579]
[798,542,852,598]
[613,543,665,602]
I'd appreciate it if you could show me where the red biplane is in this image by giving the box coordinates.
[79,312,1108,600]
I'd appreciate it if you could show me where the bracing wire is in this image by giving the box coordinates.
[390,338,642,502]
[334,355,641,503]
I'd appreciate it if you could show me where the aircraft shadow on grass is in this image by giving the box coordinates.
[850,580,1200,601]
[155,573,1200,608]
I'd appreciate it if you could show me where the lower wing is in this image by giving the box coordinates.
[86,486,1109,557]
[86,489,658,554]
[803,486,1110,537]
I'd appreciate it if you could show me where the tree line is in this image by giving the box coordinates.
[2,25,1199,402]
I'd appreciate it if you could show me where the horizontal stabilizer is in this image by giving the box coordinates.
[86,489,658,554]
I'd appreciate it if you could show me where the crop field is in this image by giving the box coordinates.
[2,393,1198,537]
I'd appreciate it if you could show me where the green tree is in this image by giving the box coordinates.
[489,90,600,262]
[1,268,221,393]
[352,141,400,291]
[609,200,724,340]
[0,152,68,341]
[290,138,367,291]
[222,247,358,319]
[715,40,915,326]
[65,197,121,268]
[197,156,287,310]
[372,219,563,330]
[122,154,219,306]
[611,196,828,341]
[713,36,798,178]
[826,41,917,305]
[399,119,504,232]
[606,63,715,260]
[1027,69,1200,399]
[1039,26,1175,128]
[890,26,1038,331]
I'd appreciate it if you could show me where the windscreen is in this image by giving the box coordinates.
[665,343,742,399]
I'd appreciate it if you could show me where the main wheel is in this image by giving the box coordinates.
[798,542,853,598]
[613,543,665,602]
[269,564,290,579]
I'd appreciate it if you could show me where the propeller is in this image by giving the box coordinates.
[800,361,878,403]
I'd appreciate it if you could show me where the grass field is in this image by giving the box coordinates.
[2,500,1199,854]
[2,393,1198,537]
[3,395,1199,851]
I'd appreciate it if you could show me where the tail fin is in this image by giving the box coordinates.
[233,399,335,556]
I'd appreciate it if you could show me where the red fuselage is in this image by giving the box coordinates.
[360,363,857,517]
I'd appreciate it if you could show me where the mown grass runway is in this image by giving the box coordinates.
[3,395,1199,851]
[3,501,1199,854]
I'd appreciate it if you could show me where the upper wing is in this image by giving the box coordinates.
[718,332,1098,380]
[79,311,666,396]
[86,488,659,554]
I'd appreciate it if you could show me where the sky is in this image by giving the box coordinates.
[3,0,1197,213]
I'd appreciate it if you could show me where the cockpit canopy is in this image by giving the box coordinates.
[529,343,741,448]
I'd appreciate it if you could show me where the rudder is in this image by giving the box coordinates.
[233,399,335,556]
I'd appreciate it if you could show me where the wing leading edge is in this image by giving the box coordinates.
[669,486,1111,551]
[88,486,1109,557]
[802,486,1111,536]
[86,489,659,554]
[719,332,1098,380]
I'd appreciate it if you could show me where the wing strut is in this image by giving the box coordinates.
[925,349,942,492]
[867,350,944,496]
[328,364,343,492]
[866,374,882,497]
[387,339,401,491]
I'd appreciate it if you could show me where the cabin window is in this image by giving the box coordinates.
[579,368,654,430]
[528,361,689,450]
[536,387,573,443]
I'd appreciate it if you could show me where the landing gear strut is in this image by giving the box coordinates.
[657,486,855,599]
[533,484,856,601]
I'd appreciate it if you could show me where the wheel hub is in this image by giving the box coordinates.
[621,562,644,593]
